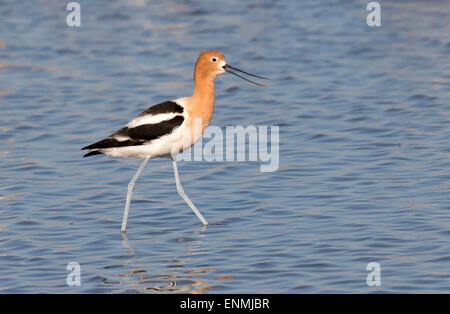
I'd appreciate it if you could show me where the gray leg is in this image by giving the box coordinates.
[172,160,208,225]
[121,157,149,232]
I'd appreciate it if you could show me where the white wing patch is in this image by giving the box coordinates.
[113,135,131,142]
[125,98,187,129]
[126,113,180,128]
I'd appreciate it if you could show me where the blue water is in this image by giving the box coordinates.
[1,0,449,293]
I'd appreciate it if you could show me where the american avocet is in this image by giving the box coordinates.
[82,51,267,232]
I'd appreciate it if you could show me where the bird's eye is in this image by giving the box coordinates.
[211,57,218,63]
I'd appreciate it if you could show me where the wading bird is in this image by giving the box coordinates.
[82,51,267,232]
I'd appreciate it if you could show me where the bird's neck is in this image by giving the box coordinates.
[190,74,215,130]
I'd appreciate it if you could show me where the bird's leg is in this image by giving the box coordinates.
[121,157,149,232]
[172,159,209,226]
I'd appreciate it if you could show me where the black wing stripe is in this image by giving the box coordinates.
[137,101,183,117]
[82,138,146,150]
[83,150,104,157]
[116,115,184,141]
[82,115,184,150]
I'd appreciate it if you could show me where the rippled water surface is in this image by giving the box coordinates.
[1,0,449,293]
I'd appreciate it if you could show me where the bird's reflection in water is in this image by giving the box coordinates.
[118,226,219,293]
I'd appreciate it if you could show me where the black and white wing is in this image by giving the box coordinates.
[82,100,185,157]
